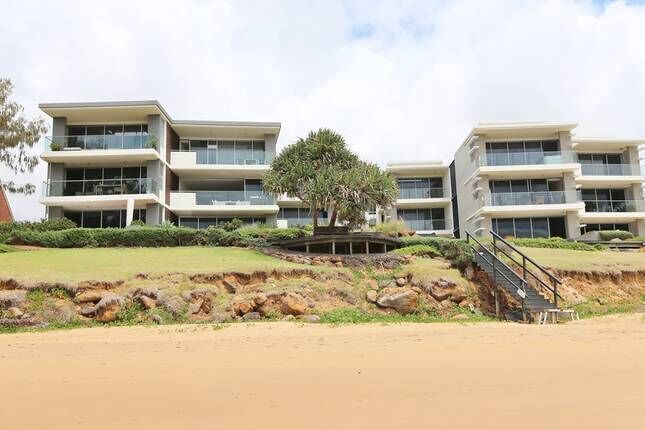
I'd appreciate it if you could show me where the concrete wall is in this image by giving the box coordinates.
[453,137,485,236]
[265,133,277,161]
[48,206,64,220]
[146,203,162,226]
[52,117,66,138]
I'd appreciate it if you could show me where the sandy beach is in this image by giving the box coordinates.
[1,314,643,429]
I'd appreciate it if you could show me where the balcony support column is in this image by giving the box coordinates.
[564,212,581,239]
[635,219,645,237]
[125,198,135,227]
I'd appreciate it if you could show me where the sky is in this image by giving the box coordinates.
[1,0,645,220]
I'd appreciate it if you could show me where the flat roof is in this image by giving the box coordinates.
[572,137,645,151]
[460,122,579,148]
[39,100,281,137]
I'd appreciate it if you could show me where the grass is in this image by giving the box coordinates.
[0,247,325,284]
[402,258,470,288]
[573,301,642,319]
[318,307,493,324]
[516,246,645,272]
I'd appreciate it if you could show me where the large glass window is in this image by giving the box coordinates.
[397,177,443,199]
[180,139,266,165]
[485,140,561,166]
[396,208,445,231]
[492,217,566,238]
[581,188,630,212]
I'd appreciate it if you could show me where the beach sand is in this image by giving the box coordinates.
[1,314,643,429]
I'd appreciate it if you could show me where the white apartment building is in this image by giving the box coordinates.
[38,103,645,238]
[453,122,645,238]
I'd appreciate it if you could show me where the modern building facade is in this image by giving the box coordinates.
[38,102,645,238]
[453,123,645,238]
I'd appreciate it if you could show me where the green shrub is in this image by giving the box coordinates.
[394,244,441,257]
[238,225,309,242]
[598,230,634,241]
[509,237,602,251]
[129,220,146,227]
[0,218,77,236]
[399,236,473,269]
[373,220,407,235]
[221,218,244,231]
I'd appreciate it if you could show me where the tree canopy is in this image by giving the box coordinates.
[263,128,398,228]
[0,78,48,194]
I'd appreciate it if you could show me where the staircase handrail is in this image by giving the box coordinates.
[466,232,528,302]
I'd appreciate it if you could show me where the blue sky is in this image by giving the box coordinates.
[1,0,645,220]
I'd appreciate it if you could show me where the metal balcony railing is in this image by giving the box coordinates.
[43,178,157,197]
[481,150,576,167]
[398,187,444,199]
[191,190,275,205]
[179,148,271,165]
[486,191,580,206]
[579,163,644,176]
[583,200,645,213]
[45,135,156,151]
[403,219,446,231]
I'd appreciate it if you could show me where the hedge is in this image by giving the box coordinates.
[509,237,602,251]
[598,230,634,241]
[393,244,442,258]
[6,225,311,249]
[398,236,473,269]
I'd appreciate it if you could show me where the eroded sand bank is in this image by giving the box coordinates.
[1,314,643,429]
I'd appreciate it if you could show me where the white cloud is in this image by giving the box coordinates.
[1,0,644,220]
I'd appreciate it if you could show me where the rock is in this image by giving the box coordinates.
[378,279,394,289]
[137,295,156,310]
[376,288,419,314]
[440,299,453,309]
[188,298,204,315]
[334,261,343,268]
[43,301,75,324]
[332,287,357,305]
[209,312,229,323]
[7,307,23,318]
[280,292,308,316]
[395,277,407,287]
[242,312,261,321]
[464,266,475,280]
[94,293,125,323]
[411,286,424,295]
[222,279,237,294]
[79,306,96,317]
[151,314,163,325]
[232,297,256,316]
[301,314,320,323]
[281,314,295,321]
[450,293,468,304]
[366,290,378,303]
[253,293,267,306]
[367,280,378,290]
[159,295,186,316]
[132,287,159,300]
[74,290,105,304]
[468,303,476,313]
[0,290,27,308]
[452,313,469,320]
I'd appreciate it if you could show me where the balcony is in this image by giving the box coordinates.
[481,150,576,167]
[579,163,644,176]
[583,200,645,213]
[402,219,446,231]
[192,190,275,206]
[169,151,270,178]
[486,191,580,206]
[398,187,444,199]
[45,135,156,151]
[169,190,278,216]
[43,178,157,197]
[176,148,270,165]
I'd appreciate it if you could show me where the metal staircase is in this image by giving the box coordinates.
[466,230,563,322]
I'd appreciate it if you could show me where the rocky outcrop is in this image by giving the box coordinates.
[376,288,419,314]
[94,294,125,323]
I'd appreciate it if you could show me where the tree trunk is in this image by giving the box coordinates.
[312,209,318,228]
[328,208,338,227]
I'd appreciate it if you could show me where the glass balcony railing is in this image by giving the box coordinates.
[192,190,275,205]
[43,178,157,197]
[579,163,644,176]
[45,135,156,151]
[583,200,645,213]
[398,187,444,199]
[281,217,329,227]
[402,219,446,231]
[486,191,580,206]
[180,149,271,165]
[482,150,576,167]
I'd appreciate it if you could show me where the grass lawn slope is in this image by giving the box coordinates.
[0,247,313,284]
[517,247,645,272]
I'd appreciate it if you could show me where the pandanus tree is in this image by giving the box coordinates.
[263,128,398,229]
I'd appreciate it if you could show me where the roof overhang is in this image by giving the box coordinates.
[461,122,577,146]
[572,137,645,152]
[171,121,281,139]
[39,100,170,124]
[386,161,448,177]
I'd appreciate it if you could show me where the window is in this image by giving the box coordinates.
[485,140,561,166]
[492,217,567,238]
[396,208,445,230]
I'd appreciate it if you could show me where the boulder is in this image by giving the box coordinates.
[74,290,106,304]
[137,295,156,310]
[94,294,125,323]
[231,297,256,316]
[242,312,261,321]
[252,293,267,306]
[366,290,378,303]
[395,277,407,287]
[209,311,230,323]
[188,298,204,315]
[450,293,468,304]
[151,314,163,325]
[0,290,27,308]
[376,288,419,314]
[43,301,75,324]
[79,306,96,317]
[132,287,159,300]
[280,292,308,316]
[221,279,238,294]
[7,307,23,318]
[159,295,186,316]
[367,280,378,290]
